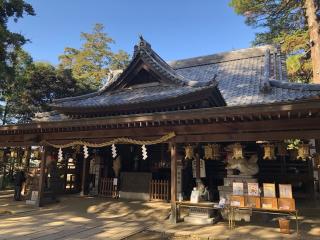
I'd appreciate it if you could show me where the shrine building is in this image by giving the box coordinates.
[0,37,320,221]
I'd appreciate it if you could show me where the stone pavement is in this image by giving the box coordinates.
[0,194,319,240]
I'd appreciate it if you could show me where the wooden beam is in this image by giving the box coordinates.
[1,99,320,133]
[2,117,320,146]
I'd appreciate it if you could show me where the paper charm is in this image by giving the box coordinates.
[142,145,148,160]
[58,148,63,162]
[111,144,117,158]
[83,145,89,159]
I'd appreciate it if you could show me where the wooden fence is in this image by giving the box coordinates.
[149,179,170,202]
[99,177,119,198]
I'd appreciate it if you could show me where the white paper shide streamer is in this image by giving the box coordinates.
[83,145,89,159]
[111,144,117,158]
[58,148,63,162]
[142,145,148,160]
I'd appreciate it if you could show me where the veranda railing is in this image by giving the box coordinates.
[149,179,170,202]
[99,177,119,198]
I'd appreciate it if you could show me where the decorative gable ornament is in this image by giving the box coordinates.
[297,143,310,161]
[142,145,148,160]
[230,143,244,160]
[263,143,276,160]
[111,144,117,159]
[184,145,194,160]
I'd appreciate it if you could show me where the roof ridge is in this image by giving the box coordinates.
[269,80,320,91]
[168,45,278,69]
[52,91,99,104]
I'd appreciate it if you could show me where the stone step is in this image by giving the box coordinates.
[184,215,216,225]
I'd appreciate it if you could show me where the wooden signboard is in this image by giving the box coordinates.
[192,159,206,178]
[233,182,244,196]
[247,182,260,196]
[263,183,276,197]
[230,195,245,207]
[245,196,261,208]
[261,197,278,209]
[278,198,296,210]
[279,184,293,198]
[176,165,182,198]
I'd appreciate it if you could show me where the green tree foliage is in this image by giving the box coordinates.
[229,0,320,83]
[0,0,35,89]
[0,49,80,124]
[0,49,33,124]
[59,23,130,91]
[9,61,79,123]
[0,0,35,124]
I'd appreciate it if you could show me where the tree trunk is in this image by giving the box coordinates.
[1,103,8,125]
[305,0,320,84]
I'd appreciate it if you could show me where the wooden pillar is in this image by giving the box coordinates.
[194,143,202,188]
[195,152,201,188]
[36,146,47,207]
[170,142,178,223]
[315,140,320,195]
[80,157,88,196]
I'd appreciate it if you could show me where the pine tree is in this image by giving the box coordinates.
[230,0,320,83]
[59,23,130,91]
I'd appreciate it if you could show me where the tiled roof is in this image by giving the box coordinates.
[52,37,225,112]
[172,46,320,106]
[52,83,219,110]
[51,38,320,113]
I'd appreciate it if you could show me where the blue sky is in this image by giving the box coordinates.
[8,0,258,65]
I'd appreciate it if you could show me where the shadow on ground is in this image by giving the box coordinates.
[0,194,319,240]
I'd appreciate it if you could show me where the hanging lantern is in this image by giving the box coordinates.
[203,144,220,160]
[212,144,221,160]
[184,145,194,160]
[203,144,213,160]
[10,149,17,158]
[32,149,40,159]
[263,143,276,160]
[142,145,148,160]
[314,153,320,168]
[83,145,89,159]
[111,144,117,158]
[277,143,288,157]
[230,143,244,160]
[297,143,310,161]
[58,148,63,162]
[22,149,28,160]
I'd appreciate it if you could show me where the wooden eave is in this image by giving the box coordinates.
[1,99,320,135]
[54,86,223,116]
